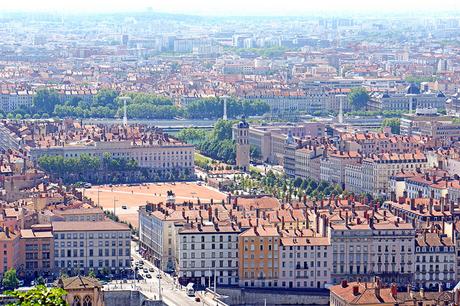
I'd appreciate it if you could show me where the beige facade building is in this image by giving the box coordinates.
[294,145,324,181]
[52,220,131,275]
[346,152,428,197]
[320,150,361,189]
[248,122,324,164]
[415,232,456,290]
[329,209,415,285]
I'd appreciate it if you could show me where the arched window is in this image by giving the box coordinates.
[83,295,92,306]
[72,296,81,306]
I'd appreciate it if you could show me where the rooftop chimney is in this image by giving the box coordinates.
[353,285,360,296]
[391,283,398,299]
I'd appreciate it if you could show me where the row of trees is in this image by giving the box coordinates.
[38,154,102,177]
[185,97,270,119]
[37,153,140,182]
[3,89,270,120]
[38,153,192,184]
[230,169,346,201]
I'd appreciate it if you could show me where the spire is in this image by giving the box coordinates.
[222,95,229,120]
[338,97,344,124]
[123,98,128,126]
[119,96,131,127]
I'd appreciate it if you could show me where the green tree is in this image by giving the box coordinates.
[87,268,97,279]
[348,87,369,111]
[94,89,118,108]
[34,276,46,286]
[33,89,59,114]
[2,268,19,290]
[5,285,67,306]
[382,118,401,134]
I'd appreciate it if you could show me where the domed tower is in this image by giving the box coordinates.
[233,116,250,171]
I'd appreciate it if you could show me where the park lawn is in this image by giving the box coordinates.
[195,152,213,164]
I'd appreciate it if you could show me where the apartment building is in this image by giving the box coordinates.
[339,132,426,156]
[368,85,446,112]
[177,223,240,286]
[0,227,20,277]
[55,208,105,222]
[396,171,450,200]
[330,279,454,306]
[283,132,298,178]
[279,235,331,289]
[30,138,195,178]
[346,152,428,197]
[238,226,280,288]
[448,181,460,203]
[294,145,323,181]
[329,209,415,285]
[414,231,456,290]
[384,197,456,228]
[52,220,131,275]
[20,224,54,279]
[248,122,324,164]
[400,110,460,144]
[244,89,329,115]
[138,203,184,272]
[320,150,361,189]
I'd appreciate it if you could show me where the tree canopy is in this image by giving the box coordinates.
[2,268,19,290]
[348,87,369,111]
[33,88,60,114]
[382,118,401,134]
[5,285,67,306]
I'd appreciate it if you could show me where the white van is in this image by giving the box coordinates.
[186,283,195,296]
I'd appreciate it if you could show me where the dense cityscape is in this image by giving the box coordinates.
[1,2,460,305]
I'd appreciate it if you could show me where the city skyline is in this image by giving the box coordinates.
[3,0,460,16]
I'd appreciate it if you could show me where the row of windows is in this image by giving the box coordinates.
[55,248,130,258]
[55,240,130,248]
[54,232,130,239]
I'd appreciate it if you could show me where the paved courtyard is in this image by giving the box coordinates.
[84,182,226,228]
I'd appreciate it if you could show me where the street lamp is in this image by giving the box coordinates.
[157,273,162,301]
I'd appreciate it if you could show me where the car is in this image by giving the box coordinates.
[149,267,154,272]
[145,273,152,279]
[195,297,201,302]
[121,205,127,209]
[156,274,162,279]
[18,280,24,287]
[138,260,144,265]
[143,268,148,273]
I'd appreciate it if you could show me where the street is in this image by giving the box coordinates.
[129,242,216,306]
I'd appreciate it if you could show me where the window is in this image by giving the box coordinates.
[83,295,92,306]
[72,296,81,306]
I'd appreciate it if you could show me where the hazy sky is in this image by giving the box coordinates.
[3,0,460,16]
